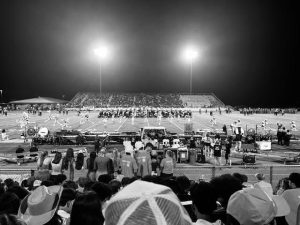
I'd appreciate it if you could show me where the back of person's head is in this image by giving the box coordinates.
[66,148,74,160]
[161,179,181,195]
[109,179,122,195]
[77,177,89,188]
[59,188,76,207]
[0,192,20,215]
[20,180,28,189]
[141,175,161,184]
[6,186,29,200]
[121,177,131,187]
[63,181,78,190]
[176,176,191,193]
[190,181,217,216]
[90,151,97,159]
[83,181,96,192]
[4,178,15,189]
[41,180,54,187]
[232,173,248,186]
[0,214,26,225]
[288,172,300,188]
[255,173,265,181]
[210,174,243,208]
[0,183,5,196]
[70,191,104,225]
[166,150,173,158]
[91,182,112,202]
[88,151,97,171]
[98,174,113,184]
[56,174,67,185]
[52,152,62,164]
[75,152,84,170]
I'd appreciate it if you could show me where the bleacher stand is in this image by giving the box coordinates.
[69,92,225,108]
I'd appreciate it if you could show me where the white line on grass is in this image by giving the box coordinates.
[117,118,128,132]
[84,119,102,131]
[168,119,184,132]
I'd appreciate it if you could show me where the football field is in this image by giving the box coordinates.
[1,110,299,139]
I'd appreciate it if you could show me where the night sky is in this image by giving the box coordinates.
[1,0,299,107]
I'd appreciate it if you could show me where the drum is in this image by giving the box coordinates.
[38,127,49,138]
[27,127,36,136]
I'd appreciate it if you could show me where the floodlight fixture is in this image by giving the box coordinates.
[93,46,109,60]
[182,46,200,94]
[183,47,199,63]
[93,45,111,95]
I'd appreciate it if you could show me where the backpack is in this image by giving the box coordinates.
[75,153,84,170]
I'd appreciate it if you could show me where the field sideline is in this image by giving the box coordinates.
[1,111,300,140]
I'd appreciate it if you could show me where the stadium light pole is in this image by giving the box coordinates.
[93,47,109,95]
[182,47,199,94]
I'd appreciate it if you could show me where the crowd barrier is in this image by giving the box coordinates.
[1,165,300,187]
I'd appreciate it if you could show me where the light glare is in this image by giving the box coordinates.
[182,47,199,63]
[94,46,109,60]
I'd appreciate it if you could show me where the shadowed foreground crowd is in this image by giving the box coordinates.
[1,169,300,225]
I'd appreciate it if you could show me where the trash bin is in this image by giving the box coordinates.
[189,149,196,164]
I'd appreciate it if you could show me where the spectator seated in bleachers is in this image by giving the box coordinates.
[104,180,193,225]
[227,187,290,225]
[282,173,300,225]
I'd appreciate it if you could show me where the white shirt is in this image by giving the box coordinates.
[282,188,300,225]
[51,159,63,175]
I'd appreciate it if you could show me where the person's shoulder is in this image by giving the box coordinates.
[282,188,300,197]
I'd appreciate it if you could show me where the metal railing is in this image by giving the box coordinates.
[1,164,300,188]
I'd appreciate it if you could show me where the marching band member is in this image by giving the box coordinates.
[202,133,212,158]
[291,121,297,131]
[210,117,217,127]
[58,118,70,129]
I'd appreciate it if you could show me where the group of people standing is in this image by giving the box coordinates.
[201,134,233,166]
[277,124,292,146]
[35,148,78,182]
[34,145,177,184]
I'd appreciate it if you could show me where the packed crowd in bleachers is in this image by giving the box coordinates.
[68,92,224,108]
[239,108,298,115]
[98,107,192,118]
[1,144,299,225]
[109,94,135,107]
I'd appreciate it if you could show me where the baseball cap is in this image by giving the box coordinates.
[227,188,290,225]
[105,180,192,225]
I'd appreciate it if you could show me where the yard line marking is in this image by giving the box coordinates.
[84,118,102,131]
[169,119,184,132]
[117,118,128,132]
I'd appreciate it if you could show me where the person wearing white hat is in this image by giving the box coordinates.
[253,173,273,198]
[105,180,192,225]
[18,185,63,225]
[282,173,300,225]
[227,187,290,225]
